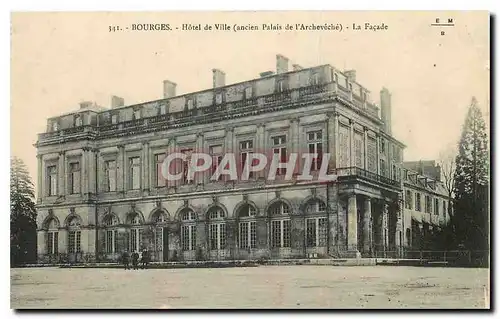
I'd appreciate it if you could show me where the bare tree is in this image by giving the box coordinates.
[438,145,456,217]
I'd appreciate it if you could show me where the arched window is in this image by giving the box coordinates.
[304,199,327,248]
[67,216,81,254]
[268,201,291,248]
[269,202,291,216]
[152,210,168,255]
[153,211,168,224]
[207,207,226,250]
[104,215,118,253]
[129,214,142,252]
[46,218,59,255]
[237,203,257,249]
[180,209,196,251]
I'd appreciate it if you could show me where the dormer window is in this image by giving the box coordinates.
[111,114,118,124]
[74,115,83,127]
[277,80,284,92]
[244,86,253,99]
[215,92,223,105]
[159,104,167,115]
[312,73,319,85]
[52,121,59,132]
[133,109,141,120]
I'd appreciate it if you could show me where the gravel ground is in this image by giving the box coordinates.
[11,265,489,309]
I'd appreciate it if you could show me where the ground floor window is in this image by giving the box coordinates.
[47,231,58,254]
[181,224,196,251]
[271,219,291,248]
[306,217,327,247]
[105,230,118,253]
[155,227,164,252]
[239,221,256,249]
[68,231,81,253]
[208,223,226,250]
[130,228,142,252]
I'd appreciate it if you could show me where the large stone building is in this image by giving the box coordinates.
[35,54,451,263]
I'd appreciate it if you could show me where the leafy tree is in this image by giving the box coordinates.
[11,157,37,266]
[452,97,489,251]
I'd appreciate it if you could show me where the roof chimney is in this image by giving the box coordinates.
[344,70,357,83]
[163,80,177,99]
[380,87,392,135]
[111,96,124,108]
[212,69,226,88]
[292,64,303,71]
[79,101,93,109]
[276,54,289,74]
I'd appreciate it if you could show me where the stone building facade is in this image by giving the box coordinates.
[35,54,450,263]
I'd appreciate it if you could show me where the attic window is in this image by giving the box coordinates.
[111,114,118,124]
[74,115,83,127]
[277,80,284,92]
[186,98,194,110]
[159,104,167,115]
[52,121,59,132]
[215,92,223,105]
[244,86,253,99]
[133,109,141,120]
[312,73,319,85]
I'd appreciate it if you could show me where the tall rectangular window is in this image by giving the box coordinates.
[271,219,291,248]
[111,114,118,124]
[380,159,386,176]
[443,200,447,218]
[129,157,141,190]
[208,223,226,250]
[181,225,196,250]
[405,190,413,210]
[425,195,432,213]
[209,145,223,181]
[239,221,256,249]
[355,138,363,167]
[47,232,58,254]
[47,165,57,196]
[130,228,142,252]
[380,139,386,154]
[68,231,81,253]
[306,218,327,247]
[155,227,164,252]
[307,131,323,171]
[105,160,116,192]
[415,193,422,212]
[106,230,117,253]
[272,135,287,176]
[69,162,81,194]
[240,140,254,179]
[155,154,166,187]
[434,198,439,216]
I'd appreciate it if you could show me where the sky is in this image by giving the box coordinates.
[10,11,490,192]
